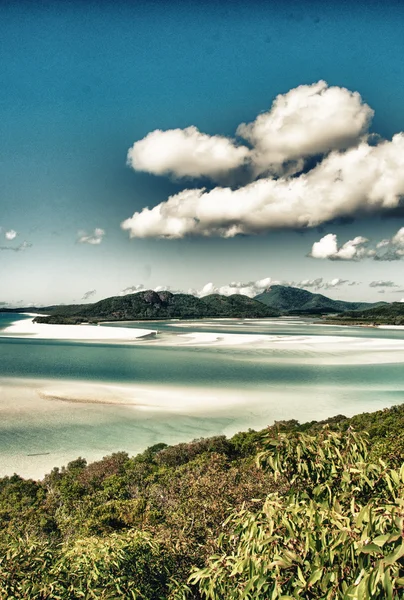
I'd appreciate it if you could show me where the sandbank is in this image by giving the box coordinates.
[1,315,156,342]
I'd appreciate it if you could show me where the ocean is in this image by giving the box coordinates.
[1,313,404,478]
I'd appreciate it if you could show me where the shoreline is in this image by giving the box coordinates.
[1,375,404,480]
[2,316,404,362]
[0,315,157,342]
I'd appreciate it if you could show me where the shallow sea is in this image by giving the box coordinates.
[1,313,404,478]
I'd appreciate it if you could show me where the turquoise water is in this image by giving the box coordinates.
[1,313,404,478]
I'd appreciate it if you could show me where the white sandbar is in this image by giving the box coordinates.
[1,316,156,342]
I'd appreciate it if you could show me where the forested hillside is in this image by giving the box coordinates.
[33,290,279,324]
[325,302,404,326]
[256,285,386,315]
[1,404,404,598]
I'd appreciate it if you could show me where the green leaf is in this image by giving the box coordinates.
[359,543,382,555]
[307,568,323,587]
[384,542,404,565]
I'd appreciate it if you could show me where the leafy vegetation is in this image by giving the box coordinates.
[324,302,404,326]
[256,285,386,315]
[34,290,280,324]
[1,404,403,598]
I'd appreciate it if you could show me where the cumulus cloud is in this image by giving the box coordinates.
[310,233,372,260]
[127,81,372,184]
[121,81,403,239]
[122,133,404,239]
[118,277,356,299]
[119,278,273,299]
[311,227,404,262]
[292,277,351,291]
[368,227,404,261]
[77,228,105,245]
[0,241,32,252]
[120,284,177,296]
[324,278,349,289]
[193,277,349,297]
[5,230,17,240]
[237,80,373,175]
[121,285,147,295]
[294,278,324,290]
[127,126,250,181]
[192,277,273,298]
[82,289,97,300]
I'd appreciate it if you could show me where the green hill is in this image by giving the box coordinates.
[255,284,385,315]
[34,290,280,324]
[329,301,404,325]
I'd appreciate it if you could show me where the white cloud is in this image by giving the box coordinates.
[311,226,404,262]
[120,284,176,296]
[293,277,349,291]
[237,80,373,175]
[193,277,273,298]
[5,230,17,240]
[77,228,105,245]
[127,126,250,181]
[118,277,355,299]
[121,285,147,295]
[120,278,273,299]
[295,278,325,290]
[127,81,373,184]
[0,241,32,252]
[122,82,404,239]
[310,234,338,259]
[324,278,349,289]
[310,233,371,260]
[122,133,404,239]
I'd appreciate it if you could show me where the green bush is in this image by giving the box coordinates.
[187,429,404,599]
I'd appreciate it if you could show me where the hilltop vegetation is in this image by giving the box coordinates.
[256,285,385,315]
[1,403,403,598]
[3,286,394,323]
[324,302,404,326]
[34,290,280,324]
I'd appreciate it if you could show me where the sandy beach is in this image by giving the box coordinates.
[3,315,404,364]
[1,374,402,480]
[1,315,156,342]
[2,315,404,479]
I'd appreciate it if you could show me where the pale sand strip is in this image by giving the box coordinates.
[3,316,404,365]
[1,376,403,480]
[1,316,156,342]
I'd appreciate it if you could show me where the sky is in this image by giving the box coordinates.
[1,0,404,306]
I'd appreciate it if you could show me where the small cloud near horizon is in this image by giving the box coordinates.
[5,230,17,241]
[82,289,97,300]
[118,277,355,299]
[0,241,32,252]
[77,228,105,245]
[310,227,404,262]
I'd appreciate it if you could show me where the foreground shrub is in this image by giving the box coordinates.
[187,429,404,599]
[0,531,174,599]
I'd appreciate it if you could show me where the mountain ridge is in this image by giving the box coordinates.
[33,290,280,323]
[255,284,386,315]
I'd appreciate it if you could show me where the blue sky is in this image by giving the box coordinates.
[1,0,404,305]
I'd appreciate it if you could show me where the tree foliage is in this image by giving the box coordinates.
[188,429,404,599]
[0,404,403,598]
